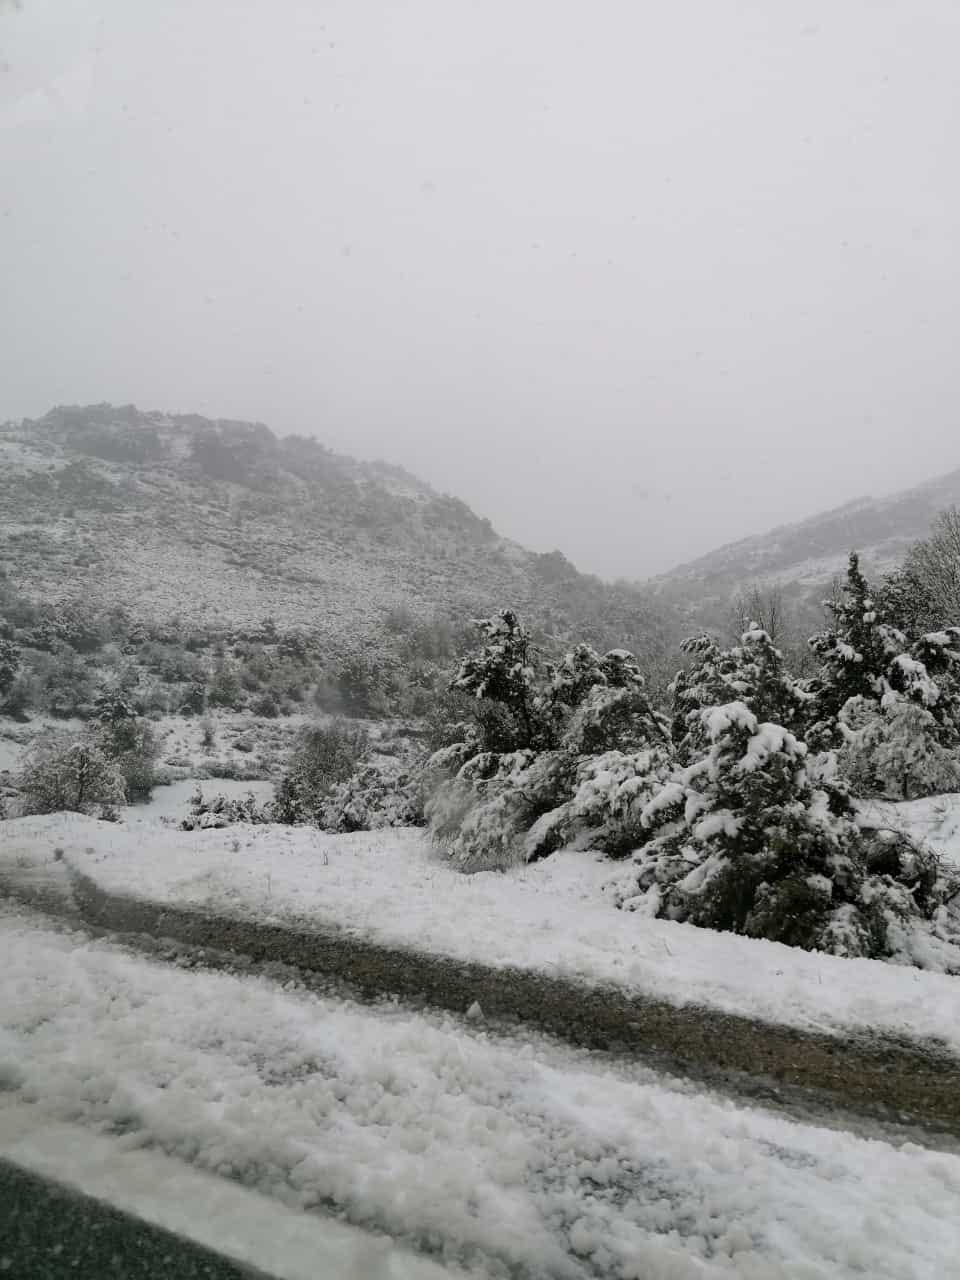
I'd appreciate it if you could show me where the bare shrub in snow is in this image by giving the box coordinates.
[18,732,126,817]
[894,505,960,631]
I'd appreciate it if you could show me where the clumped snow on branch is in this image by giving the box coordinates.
[428,609,960,965]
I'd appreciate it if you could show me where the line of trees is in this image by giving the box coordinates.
[424,549,960,964]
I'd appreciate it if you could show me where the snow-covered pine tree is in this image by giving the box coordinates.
[808,555,960,797]
[93,692,158,802]
[429,617,671,868]
[672,625,806,762]
[838,627,960,799]
[551,647,673,857]
[806,552,907,740]
[451,609,544,750]
[613,623,959,960]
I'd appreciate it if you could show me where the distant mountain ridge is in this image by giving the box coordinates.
[647,463,960,629]
[0,403,675,666]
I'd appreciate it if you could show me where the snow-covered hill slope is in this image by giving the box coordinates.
[0,403,675,662]
[647,464,960,630]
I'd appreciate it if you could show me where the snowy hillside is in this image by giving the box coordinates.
[0,404,675,663]
[647,464,960,630]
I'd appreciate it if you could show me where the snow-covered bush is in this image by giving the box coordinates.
[616,702,864,945]
[206,661,245,710]
[808,554,960,798]
[838,697,960,800]
[93,694,158,802]
[610,625,960,962]
[18,732,126,818]
[180,785,272,829]
[273,720,368,824]
[451,609,545,751]
[334,652,391,718]
[319,750,426,832]
[29,645,96,719]
[427,747,575,870]
[428,615,670,869]
[568,745,675,857]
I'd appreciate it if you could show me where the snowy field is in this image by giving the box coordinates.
[4,807,960,1054]
[1,901,957,1280]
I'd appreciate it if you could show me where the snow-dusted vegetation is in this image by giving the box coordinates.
[4,422,960,971]
[423,555,960,967]
[3,405,960,1277]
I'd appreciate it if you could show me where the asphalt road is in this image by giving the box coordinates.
[0,1159,271,1280]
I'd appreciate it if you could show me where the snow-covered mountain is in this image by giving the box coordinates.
[0,403,674,663]
[647,464,960,630]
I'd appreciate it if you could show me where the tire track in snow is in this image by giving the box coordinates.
[41,867,960,1145]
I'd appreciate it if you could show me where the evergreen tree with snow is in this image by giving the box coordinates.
[93,693,159,802]
[614,622,959,960]
[430,617,670,868]
[806,552,906,737]
[672,625,805,762]
[451,609,544,750]
[807,554,960,797]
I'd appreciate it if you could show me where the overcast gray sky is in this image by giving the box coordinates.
[1,1,958,579]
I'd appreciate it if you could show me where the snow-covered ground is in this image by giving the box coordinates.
[0,709,305,797]
[153,710,313,780]
[0,714,86,775]
[0,1101,457,1280]
[858,794,960,869]
[131,777,276,823]
[4,810,960,1054]
[1,902,957,1280]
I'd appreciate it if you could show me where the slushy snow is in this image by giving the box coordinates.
[4,810,960,1052]
[1,902,958,1280]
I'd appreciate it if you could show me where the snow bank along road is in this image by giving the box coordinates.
[1,839,960,1141]
[64,866,960,1141]
[2,902,959,1280]
[33,816,960,1041]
